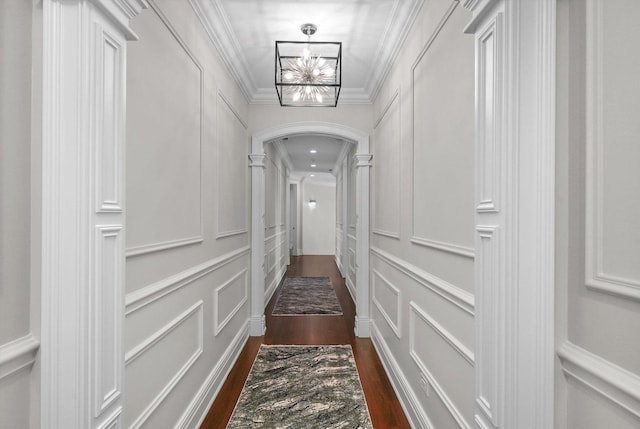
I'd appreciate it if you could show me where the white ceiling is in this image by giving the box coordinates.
[190,0,424,104]
[276,135,349,183]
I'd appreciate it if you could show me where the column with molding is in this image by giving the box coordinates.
[41,0,147,427]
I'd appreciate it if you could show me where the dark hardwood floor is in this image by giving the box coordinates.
[200,255,410,429]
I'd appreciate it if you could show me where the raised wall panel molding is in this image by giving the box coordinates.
[213,269,248,336]
[475,14,502,214]
[410,0,475,258]
[93,226,124,416]
[409,340,473,429]
[41,1,144,426]
[371,321,435,429]
[127,0,205,258]
[0,334,39,381]
[558,341,640,419]
[371,246,475,315]
[373,89,401,240]
[474,226,499,426]
[178,321,249,428]
[372,270,402,338]
[410,236,475,259]
[126,301,204,428]
[410,301,475,366]
[95,28,124,214]
[216,90,249,239]
[584,0,640,302]
[96,407,122,429]
[125,246,250,315]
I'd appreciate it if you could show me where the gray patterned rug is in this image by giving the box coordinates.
[271,276,343,315]
[227,345,372,429]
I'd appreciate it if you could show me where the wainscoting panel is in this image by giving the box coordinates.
[372,269,402,338]
[126,0,204,257]
[125,301,204,428]
[216,91,249,239]
[213,269,248,336]
[411,0,475,258]
[409,302,474,428]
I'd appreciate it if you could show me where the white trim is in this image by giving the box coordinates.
[40,1,144,426]
[125,246,250,315]
[463,1,557,428]
[126,301,204,428]
[125,236,204,258]
[371,246,475,315]
[371,321,434,429]
[558,341,640,419]
[181,321,250,428]
[0,334,40,381]
[213,269,248,336]
[372,269,402,339]
[584,0,640,301]
[409,301,475,366]
[409,343,473,429]
[410,236,475,259]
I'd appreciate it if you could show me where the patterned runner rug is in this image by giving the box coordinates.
[227,345,372,429]
[271,276,343,315]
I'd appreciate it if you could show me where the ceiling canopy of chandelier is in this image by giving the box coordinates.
[275,24,342,107]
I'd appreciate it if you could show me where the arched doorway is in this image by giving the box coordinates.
[249,122,372,338]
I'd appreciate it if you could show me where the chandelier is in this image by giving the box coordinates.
[275,24,342,107]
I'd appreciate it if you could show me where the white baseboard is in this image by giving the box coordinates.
[179,320,249,428]
[371,321,434,429]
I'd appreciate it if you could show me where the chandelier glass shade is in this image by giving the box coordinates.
[275,24,341,107]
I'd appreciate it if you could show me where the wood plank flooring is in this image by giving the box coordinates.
[200,255,410,429]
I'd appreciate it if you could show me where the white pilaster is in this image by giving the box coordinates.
[463,0,556,428]
[354,153,372,338]
[249,153,267,336]
[41,0,146,427]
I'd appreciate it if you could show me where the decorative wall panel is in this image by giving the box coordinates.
[373,91,401,239]
[411,1,475,258]
[217,91,249,239]
[126,3,204,256]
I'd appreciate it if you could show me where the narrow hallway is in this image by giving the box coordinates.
[200,256,410,428]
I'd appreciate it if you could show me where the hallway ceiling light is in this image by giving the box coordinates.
[310,164,317,168]
[275,24,341,107]
[310,149,317,153]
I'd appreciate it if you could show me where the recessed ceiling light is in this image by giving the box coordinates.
[310,149,317,154]
[310,174,315,177]
[311,164,317,168]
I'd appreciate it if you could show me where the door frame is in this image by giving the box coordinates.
[249,122,372,337]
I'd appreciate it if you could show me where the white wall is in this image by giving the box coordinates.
[0,1,39,427]
[301,181,336,255]
[556,0,640,427]
[369,0,476,427]
[124,1,250,426]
